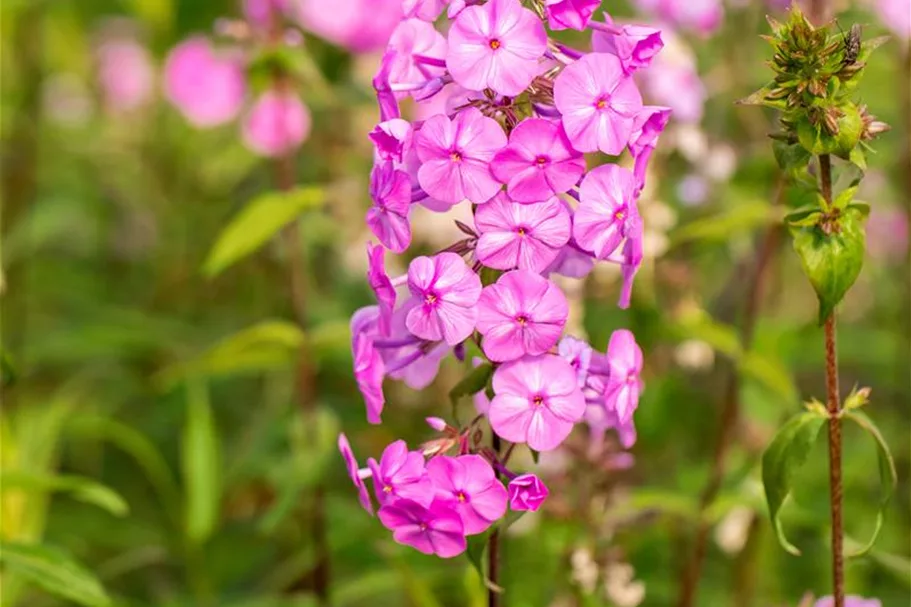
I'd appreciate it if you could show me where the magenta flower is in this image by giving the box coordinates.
[628,106,672,187]
[591,14,664,74]
[378,499,466,557]
[381,300,451,390]
[95,38,154,113]
[427,455,508,534]
[295,0,403,53]
[241,90,311,157]
[164,37,246,128]
[367,162,412,253]
[367,243,396,335]
[618,207,643,309]
[603,329,643,423]
[370,119,412,164]
[814,597,881,607]
[338,433,373,514]
[490,119,586,203]
[558,335,593,387]
[553,53,642,155]
[507,473,549,511]
[446,0,547,96]
[543,0,600,31]
[489,354,585,451]
[353,330,385,424]
[573,164,639,260]
[368,440,434,507]
[373,50,401,121]
[476,271,568,362]
[475,193,571,273]
[414,108,507,204]
[385,19,448,99]
[405,253,482,345]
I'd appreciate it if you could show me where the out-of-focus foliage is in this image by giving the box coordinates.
[1,1,907,606]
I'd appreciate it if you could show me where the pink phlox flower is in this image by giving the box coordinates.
[603,329,643,423]
[639,41,705,124]
[558,335,593,387]
[414,107,506,204]
[474,193,571,273]
[373,50,402,121]
[385,19,448,100]
[405,252,482,345]
[553,53,643,155]
[591,13,664,74]
[628,106,672,188]
[96,38,154,113]
[366,242,397,335]
[490,118,586,203]
[367,161,412,253]
[618,206,643,309]
[633,0,723,36]
[351,307,386,424]
[582,371,637,449]
[545,238,596,279]
[370,118,413,163]
[543,0,601,31]
[164,37,246,128]
[446,0,547,96]
[874,0,910,41]
[338,433,374,514]
[241,89,311,157]
[368,440,434,507]
[402,145,458,212]
[573,164,639,260]
[507,473,549,511]
[377,498,466,557]
[403,0,448,21]
[295,0,403,53]
[427,454,508,534]
[489,354,585,451]
[381,299,450,390]
[476,270,568,362]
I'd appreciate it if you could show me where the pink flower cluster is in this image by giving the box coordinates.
[162,4,311,157]
[342,0,666,558]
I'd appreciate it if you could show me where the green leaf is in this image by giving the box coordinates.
[832,186,858,210]
[848,146,866,171]
[449,363,494,408]
[735,82,788,109]
[670,200,780,247]
[203,186,324,277]
[761,410,827,555]
[789,205,867,324]
[479,266,503,286]
[0,542,111,607]
[0,471,128,517]
[1,349,16,387]
[182,379,221,545]
[773,141,811,178]
[842,410,897,557]
[156,320,305,388]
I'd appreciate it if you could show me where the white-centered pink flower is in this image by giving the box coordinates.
[405,252,483,345]
[573,164,639,259]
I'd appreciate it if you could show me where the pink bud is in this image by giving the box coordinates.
[507,473,549,512]
[425,416,448,432]
[241,90,311,157]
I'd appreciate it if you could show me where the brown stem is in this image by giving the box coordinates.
[488,433,502,607]
[824,314,844,607]
[676,183,783,607]
[274,153,329,604]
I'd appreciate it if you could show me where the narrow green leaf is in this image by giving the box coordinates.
[449,363,494,408]
[735,82,788,109]
[842,410,897,557]
[203,186,324,277]
[0,542,111,607]
[761,411,827,555]
[0,471,128,517]
[182,379,221,545]
[789,205,867,324]
[833,186,858,210]
[156,320,304,387]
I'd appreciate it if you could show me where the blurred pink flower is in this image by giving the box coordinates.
[638,37,705,124]
[164,37,246,128]
[866,206,909,263]
[294,0,402,53]
[544,0,601,31]
[96,38,154,113]
[241,89,311,157]
[243,0,289,28]
[814,597,881,607]
[633,0,723,36]
[873,0,911,40]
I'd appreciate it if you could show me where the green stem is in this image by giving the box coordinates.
[488,433,502,607]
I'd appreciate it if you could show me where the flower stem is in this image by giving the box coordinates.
[489,433,502,607]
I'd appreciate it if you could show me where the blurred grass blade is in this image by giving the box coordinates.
[761,410,827,555]
[181,379,221,545]
[67,416,181,522]
[0,471,128,517]
[203,186,324,278]
[0,541,112,607]
[739,351,798,404]
[388,552,444,607]
[156,320,304,388]
[842,410,897,557]
[670,199,780,247]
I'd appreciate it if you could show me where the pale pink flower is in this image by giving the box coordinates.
[490,118,586,203]
[558,335,593,387]
[96,38,154,113]
[368,440,434,507]
[403,0,447,21]
[351,317,385,423]
[628,106,672,187]
[603,329,643,423]
[378,499,466,557]
[405,252,483,345]
[295,0,402,53]
[591,14,664,74]
[476,270,568,362]
[370,119,412,164]
[553,53,642,155]
[507,473,549,511]
[427,454,508,534]
[573,164,639,260]
[474,193,571,273]
[385,19,448,99]
[367,162,412,253]
[874,0,911,40]
[241,90,311,157]
[164,37,246,128]
[489,354,586,451]
[544,0,600,31]
[446,0,547,96]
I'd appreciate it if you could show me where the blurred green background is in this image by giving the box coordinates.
[1,1,908,606]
